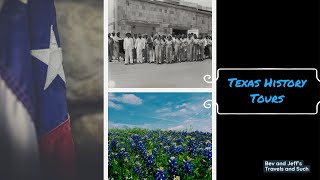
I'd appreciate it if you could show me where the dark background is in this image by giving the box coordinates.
[217,0,320,179]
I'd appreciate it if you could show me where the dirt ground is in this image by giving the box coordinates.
[108,59,213,88]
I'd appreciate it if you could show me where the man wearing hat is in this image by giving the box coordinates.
[123,32,134,65]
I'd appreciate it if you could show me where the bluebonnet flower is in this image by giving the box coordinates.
[174,138,182,145]
[130,142,137,151]
[131,135,142,142]
[188,140,198,156]
[119,148,130,161]
[142,133,150,143]
[159,134,165,142]
[203,147,212,162]
[181,160,193,175]
[188,140,196,149]
[164,146,170,154]
[144,154,155,168]
[113,153,119,159]
[110,138,117,151]
[133,166,141,174]
[168,157,178,176]
[108,155,111,166]
[164,139,171,146]
[151,137,156,142]
[137,141,147,156]
[154,167,167,180]
[181,131,187,137]
[172,145,185,155]
[153,145,161,155]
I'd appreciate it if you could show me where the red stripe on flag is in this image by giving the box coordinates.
[39,116,77,180]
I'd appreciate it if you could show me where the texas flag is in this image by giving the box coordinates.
[0,0,76,179]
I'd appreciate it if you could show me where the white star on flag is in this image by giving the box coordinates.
[31,25,66,90]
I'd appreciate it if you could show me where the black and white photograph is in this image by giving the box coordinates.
[108,0,213,88]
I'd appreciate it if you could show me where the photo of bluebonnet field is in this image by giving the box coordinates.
[108,93,212,179]
[108,128,212,179]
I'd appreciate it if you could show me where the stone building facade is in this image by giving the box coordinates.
[108,0,212,37]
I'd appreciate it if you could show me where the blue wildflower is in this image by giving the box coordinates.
[159,134,165,142]
[108,155,111,166]
[203,147,212,162]
[110,138,117,151]
[119,148,130,160]
[144,154,155,168]
[168,157,178,176]
[137,141,147,156]
[181,160,193,175]
[164,146,170,154]
[133,166,141,174]
[154,168,167,180]
[188,140,197,156]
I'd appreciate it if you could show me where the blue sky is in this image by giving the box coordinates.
[108,93,212,132]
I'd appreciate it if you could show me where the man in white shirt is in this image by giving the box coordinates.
[135,33,145,64]
[123,32,134,65]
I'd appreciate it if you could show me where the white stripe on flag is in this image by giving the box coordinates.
[0,77,40,180]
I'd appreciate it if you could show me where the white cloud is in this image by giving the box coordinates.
[121,94,143,105]
[108,93,117,100]
[166,101,173,106]
[190,105,199,111]
[175,103,189,109]
[108,94,143,109]
[183,118,200,124]
[108,101,122,110]
[155,107,171,113]
[168,125,185,131]
[108,122,152,129]
[175,102,202,112]
[162,111,182,117]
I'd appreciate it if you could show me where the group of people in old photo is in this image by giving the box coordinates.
[108,32,212,65]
